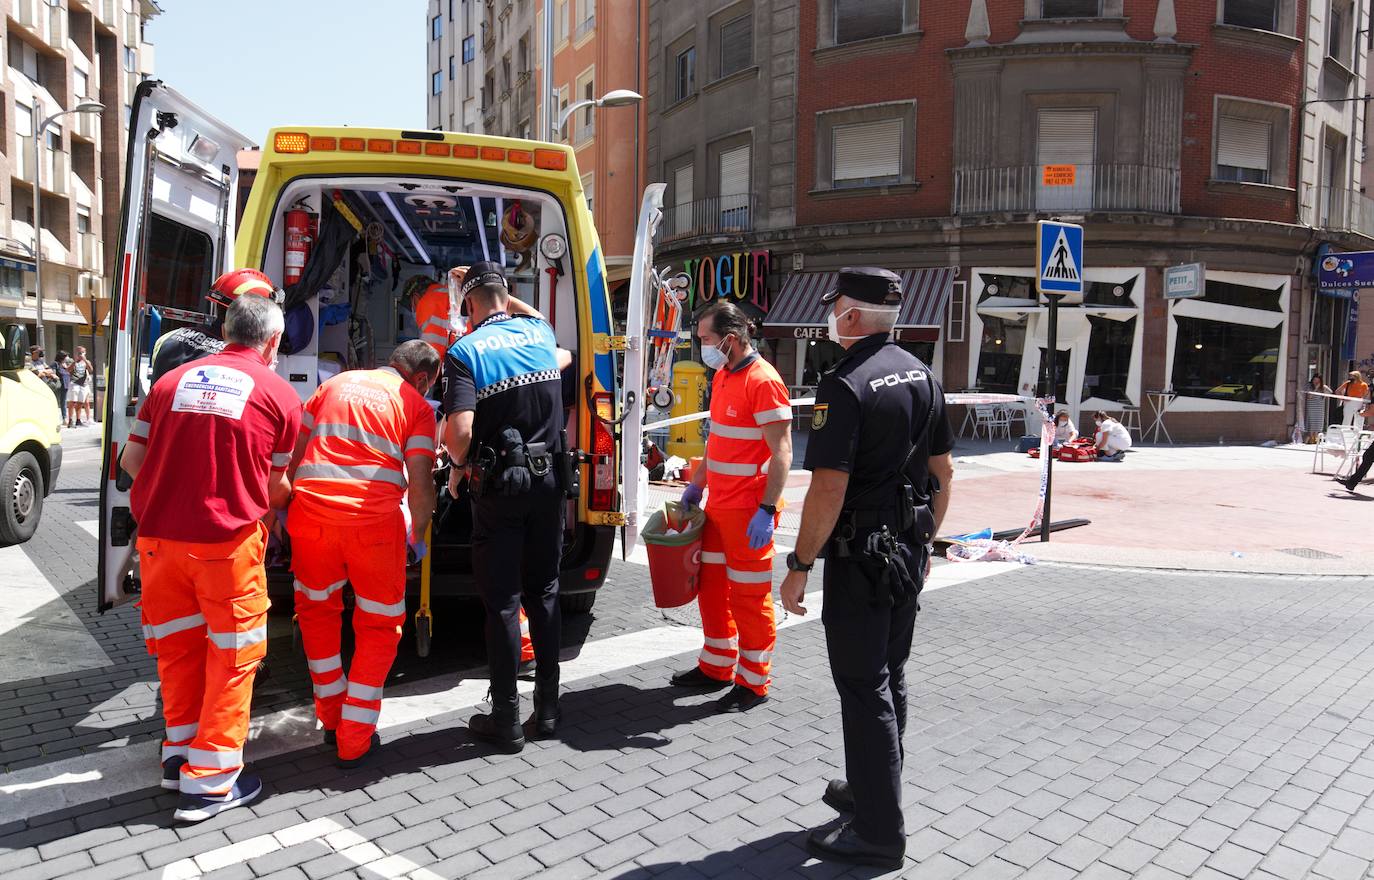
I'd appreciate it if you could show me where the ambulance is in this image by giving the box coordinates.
[97,81,655,616]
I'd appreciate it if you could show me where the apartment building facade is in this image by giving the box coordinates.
[1,0,156,363]
[648,0,1371,442]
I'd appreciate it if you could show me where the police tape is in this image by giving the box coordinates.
[643,394,1031,432]
[643,398,817,432]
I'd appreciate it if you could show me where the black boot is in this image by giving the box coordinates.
[469,694,525,753]
[822,779,855,813]
[524,674,560,740]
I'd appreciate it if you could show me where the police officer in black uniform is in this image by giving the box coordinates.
[442,261,573,752]
[779,267,956,870]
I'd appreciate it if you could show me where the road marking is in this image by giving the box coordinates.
[0,560,1023,822]
[0,543,110,685]
[77,519,98,539]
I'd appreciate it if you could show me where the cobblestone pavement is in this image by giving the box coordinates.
[4,442,1374,878]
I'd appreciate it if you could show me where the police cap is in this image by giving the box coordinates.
[460,260,511,296]
[821,267,903,307]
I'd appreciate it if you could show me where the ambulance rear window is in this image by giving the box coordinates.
[144,214,214,312]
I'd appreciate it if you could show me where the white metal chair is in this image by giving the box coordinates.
[1313,425,1361,474]
[1000,404,1028,437]
[1119,404,1142,439]
[973,404,1011,441]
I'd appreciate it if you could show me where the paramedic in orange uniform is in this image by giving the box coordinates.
[414,281,461,358]
[287,340,440,768]
[671,301,793,712]
[120,294,300,823]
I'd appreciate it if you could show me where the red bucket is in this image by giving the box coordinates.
[643,502,706,609]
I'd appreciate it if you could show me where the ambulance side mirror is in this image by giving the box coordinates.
[1,324,27,371]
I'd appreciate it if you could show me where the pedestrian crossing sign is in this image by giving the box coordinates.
[1036,220,1084,303]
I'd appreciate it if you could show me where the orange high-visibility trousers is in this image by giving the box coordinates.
[137,522,269,796]
[519,607,534,663]
[696,506,778,695]
[289,507,407,762]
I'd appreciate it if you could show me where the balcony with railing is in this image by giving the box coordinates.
[78,232,102,273]
[659,194,755,242]
[13,136,35,184]
[575,14,595,41]
[73,108,100,142]
[573,116,595,146]
[44,148,69,196]
[952,164,1181,216]
[1313,186,1374,240]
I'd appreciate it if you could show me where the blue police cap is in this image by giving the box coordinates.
[821,267,903,306]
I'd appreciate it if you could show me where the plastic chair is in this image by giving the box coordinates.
[974,404,1011,441]
[1313,425,1360,474]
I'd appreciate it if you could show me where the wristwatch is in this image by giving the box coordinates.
[785,551,813,573]
[758,502,778,516]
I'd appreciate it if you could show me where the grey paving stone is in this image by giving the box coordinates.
[1206,842,1265,879]
[1312,848,1373,880]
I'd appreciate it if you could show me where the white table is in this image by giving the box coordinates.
[1144,389,1177,445]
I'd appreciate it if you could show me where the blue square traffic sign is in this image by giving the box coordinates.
[1037,220,1084,301]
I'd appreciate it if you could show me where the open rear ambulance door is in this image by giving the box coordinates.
[97,81,254,612]
[618,183,666,558]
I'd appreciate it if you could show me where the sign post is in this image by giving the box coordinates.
[1035,220,1084,542]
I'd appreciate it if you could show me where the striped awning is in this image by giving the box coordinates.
[762,268,956,341]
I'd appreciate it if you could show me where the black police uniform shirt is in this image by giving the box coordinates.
[803,334,955,508]
[443,312,563,453]
[150,325,227,387]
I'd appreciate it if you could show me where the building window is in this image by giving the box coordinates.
[1036,108,1097,210]
[977,314,1027,395]
[1216,115,1271,184]
[432,71,443,96]
[575,0,595,39]
[832,119,902,189]
[717,143,751,229]
[9,35,40,83]
[124,45,136,72]
[1329,1,1352,65]
[946,281,967,343]
[449,55,455,80]
[675,46,696,101]
[1042,0,1101,17]
[717,14,753,79]
[432,15,442,39]
[582,173,594,215]
[1170,275,1287,407]
[462,35,475,62]
[74,68,90,99]
[555,0,569,43]
[1222,0,1277,31]
[835,0,902,45]
[672,162,694,235]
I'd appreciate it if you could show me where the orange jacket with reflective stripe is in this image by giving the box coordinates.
[704,354,791,510]
[292,367,438,525]
[415,286,461,357]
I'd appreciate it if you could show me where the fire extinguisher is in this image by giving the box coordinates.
[283,199,315,286]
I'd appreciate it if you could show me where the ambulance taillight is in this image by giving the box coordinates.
[590,391,617,512]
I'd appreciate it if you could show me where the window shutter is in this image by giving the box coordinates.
[835,0,902,43]
[674,164,694,206]
[1217,116,1271,171]
[719,16,752,77]
[833,119,902,184]
[1037,110,1097,165]
[719,145,750,198]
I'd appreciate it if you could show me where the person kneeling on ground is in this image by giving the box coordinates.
[1093,411,1132,462]
[1052,410,1077,450]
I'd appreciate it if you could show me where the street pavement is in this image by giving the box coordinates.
[2,431,1374,878]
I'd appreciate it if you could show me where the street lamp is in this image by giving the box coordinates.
[33,100,104,353]
[556,89,642,139]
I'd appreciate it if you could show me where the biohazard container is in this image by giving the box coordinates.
[642,501,706,608]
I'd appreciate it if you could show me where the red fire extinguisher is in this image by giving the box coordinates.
[283,200,315,286]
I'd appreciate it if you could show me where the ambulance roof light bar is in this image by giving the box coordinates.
[379,190,431,266]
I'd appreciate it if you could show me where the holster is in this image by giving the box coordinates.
[555,428,581,499]
[469,445,498,499]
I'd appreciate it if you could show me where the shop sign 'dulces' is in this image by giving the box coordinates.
[1319,250,1374,298]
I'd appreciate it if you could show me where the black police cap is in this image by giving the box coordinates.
[460,260,510,296]
[821,267,903,306]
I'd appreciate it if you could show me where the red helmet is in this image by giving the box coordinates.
[207,268,281,308]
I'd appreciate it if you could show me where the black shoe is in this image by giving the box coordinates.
[161,756,187,791]
[806,822,905,870]
[523,685,560,741]
[468,711,526,753]
[336,733,381,770]
[715,684,769,713]
[822,779,855,813]
[670,667,733,690]
[1342,476,1360,492]
[172,773,264,823]
[322,728,336,747]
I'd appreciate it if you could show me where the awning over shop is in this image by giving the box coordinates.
[762,267,956,342]
[0,256,35,273]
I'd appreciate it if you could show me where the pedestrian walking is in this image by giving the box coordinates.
[118,294,300,823]
[287,341,440,768]
[670,300,792,712]
[53,350,71,426]
[779,268,955,870]
[69,346,94,426]
[442,261,574,750]
[1335,370,1369,428]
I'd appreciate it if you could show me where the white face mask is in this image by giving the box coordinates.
[826,306,899,344]
[701,337,730,370]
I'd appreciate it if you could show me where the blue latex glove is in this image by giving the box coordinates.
[407,537,428,565]
[746,507,775,550]
[681,483,704,509]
